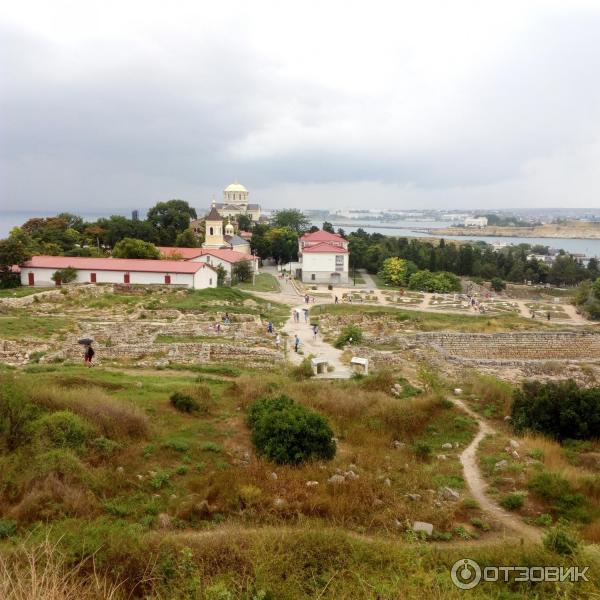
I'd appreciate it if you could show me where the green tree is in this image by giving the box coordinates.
[51,267,78,285]
[322,221,334,233]
[174,229,198,248]
[237,214,252,232]
[271,209,310,233]
[490,277,506,292]
[268,227,298,263]
[0,238,31,288]
[146,199,197,245]
[215,264,227,287]
[232,260,253,283]
[378,257,410,286]
[112,238,160,259]
[250,224,272,259]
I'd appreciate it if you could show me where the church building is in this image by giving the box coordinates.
[211,181,261,222]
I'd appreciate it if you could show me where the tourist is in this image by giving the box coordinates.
[305,294,309,304]
[267,321,273,334]
[275,333,281,349]
[84,344,95,367]
[547,312,551,321]
[312,324,318,340]
[294,334,300,352]
[303,308,309,322]
[334,295,339,304]
[216,322,221,334]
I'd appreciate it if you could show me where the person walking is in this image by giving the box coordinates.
[294,334,300,353]
[275,333,281,350]
[84,344,95,367]
[312,324,318,341]
[267,321,273,334]
[334,295,339,304]
[303,308,309,323]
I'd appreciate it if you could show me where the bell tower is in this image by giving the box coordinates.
[202,206,225,248]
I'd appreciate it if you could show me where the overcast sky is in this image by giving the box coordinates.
[2,0,600,215]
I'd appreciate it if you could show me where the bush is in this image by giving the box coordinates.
[291,358,314,380]
[247,395,336,465]
[33,411,91,450]
[170,392,199,413]
[408,270,461,293]
[490,277,506,292]
[543,521,581,555]
[512,380,600,441]
[500,492,525,510]
[334,324,363,349]
[0,519,17,539]
[413,441,432,460]
[528,472,586,519]
[51,267,77,285]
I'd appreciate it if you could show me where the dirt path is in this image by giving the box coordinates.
[453,397,542,543]
[284,303,352,379]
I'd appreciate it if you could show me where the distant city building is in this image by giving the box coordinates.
[464,216,488,228]
[210,181,261,222]
[132,210,139,221]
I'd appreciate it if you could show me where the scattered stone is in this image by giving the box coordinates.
[453,442,460,448]
[273,498,287,508]
[441,443,453,450]
[509,439,520,449]
[495,459,509,471]
[439,487,460,502]
[116,466,124,474]
[344,470,359,480]
[373,498,384,507]
[504,416,512,422]
[136,474,143,480]
[157,513,172,529]
[437,454,447,461]
[269,472,278,480]
[511,450,520,460]
[306,481,319,487]
[453,388,463,396]
[328,474,346,485]
[383,478,392,487]
[391,440,406,449]
[412,521,433,536]
[169,494,177,500]
[407,493,422,502]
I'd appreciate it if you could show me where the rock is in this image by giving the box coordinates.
[373,498,384,507]
[306,481,319,487]
[504,415,512,422]
[412,521,433,536]
[348,463,358,471]
[495,459,509,471]
[407,493,422,502]
[331,437,339,444]
[157,513,172,529]
[511,450,520,460]
[441,443,453,450]
[116,466,124,474]
[136,474,144,480]
[273,498,287,508]
[135,381,143,388]
[453,442,460,449]
[509,439,520,449]
[437,454,447,461]
[383,478,391,487]
[269,472,278,480]
[453,388,463,396]
[344,470,359,480]
[169,494,177,500]
[439,487,460,501]
[391,440,406,449]
[328,474,346,485]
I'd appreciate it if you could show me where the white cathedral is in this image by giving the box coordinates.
[210,181,261,222]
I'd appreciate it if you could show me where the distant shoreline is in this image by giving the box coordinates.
[418,223,600,241]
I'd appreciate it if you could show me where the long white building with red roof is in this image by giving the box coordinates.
[20,256,217,289]
[298,230,349,284]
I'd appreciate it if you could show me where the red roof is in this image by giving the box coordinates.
[160,246,253,264]
[302,242,348,254]
[300,230,345,242]
[22,256,214,274]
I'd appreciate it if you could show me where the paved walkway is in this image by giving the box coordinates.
[284,302,352,379]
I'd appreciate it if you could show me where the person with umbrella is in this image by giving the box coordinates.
[79,338,95,367]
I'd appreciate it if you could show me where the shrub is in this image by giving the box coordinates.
[33,411,91,450]
[543,521,581,555]
[408,270,461,293]
[247,395,336,465]
[528,472,586,519]
[535,513,553,527]
[500,492,525,510]
[413,441,432,460]
[334,325,363,349]
[51,267,77,285]
[170,392,199,413]
[490,277,506,292]
[291,358,314,380]
[511,379,600,441]
[0,519,17,539]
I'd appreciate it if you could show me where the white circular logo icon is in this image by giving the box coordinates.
[451,558,482,589]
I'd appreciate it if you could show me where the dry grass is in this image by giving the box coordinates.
[28,384,149,440]
[0,536,124,600]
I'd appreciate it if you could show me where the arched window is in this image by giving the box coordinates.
[209,227,214,236]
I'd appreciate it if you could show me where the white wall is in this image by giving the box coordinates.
[20,267,208,289]
[301,252,349,283]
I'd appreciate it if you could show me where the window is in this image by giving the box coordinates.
[335,255,344,272]
[209,227,214,236]
[311,274,316,281]
[209,278,213,286]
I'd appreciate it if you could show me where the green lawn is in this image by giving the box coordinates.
[235,273,280,293]
[0,315,75,339]
[0,287,44,299]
